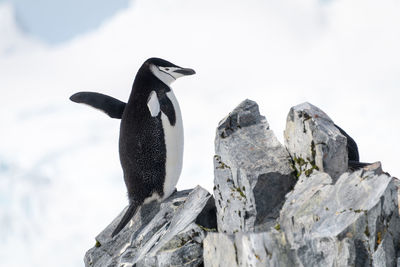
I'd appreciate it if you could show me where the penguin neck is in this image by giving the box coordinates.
[129,68,171,104]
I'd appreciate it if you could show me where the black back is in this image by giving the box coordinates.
[119,59,176,204]
[334,124,360,162]
[69,58,185,237]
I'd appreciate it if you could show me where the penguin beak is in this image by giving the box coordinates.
[173,68,196,76]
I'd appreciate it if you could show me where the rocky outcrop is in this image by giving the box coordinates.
[85,100,399,267]
[84,186,216,267]
[204,161,400,267]
[284,102,348,180]
[279,162,400,266]
[204,100,400,267]
[214,99,296,233]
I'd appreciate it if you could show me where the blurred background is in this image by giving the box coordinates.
[0,0,399,266]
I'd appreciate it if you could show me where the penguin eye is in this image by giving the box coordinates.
[165,68,170,71]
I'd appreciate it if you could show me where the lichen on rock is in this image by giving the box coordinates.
[284,102,348,180]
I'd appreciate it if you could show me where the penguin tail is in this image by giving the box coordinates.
[111,203,138,238]
[348,160,371,170]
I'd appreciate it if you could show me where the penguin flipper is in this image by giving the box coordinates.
[334,124,360,161]
[111,203,138,238]
[70,92,126,119]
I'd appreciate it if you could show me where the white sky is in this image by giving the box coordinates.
[0,0,399,266]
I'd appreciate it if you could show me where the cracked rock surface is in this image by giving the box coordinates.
[203,230,297,267]
[279,162,400,266]
[204,100,400,267]
[284,102,348,180]
[214,99,296,233]
[84,186,216,267]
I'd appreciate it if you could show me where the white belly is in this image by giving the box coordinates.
[161,91,184,199]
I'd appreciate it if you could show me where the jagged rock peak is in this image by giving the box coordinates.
[214,99,296,234]
[205,100,400,267]
[84,99,399,267]
[284,101,348,180]
[217,99,266,139]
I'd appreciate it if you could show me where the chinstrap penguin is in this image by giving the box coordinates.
[70,58,195,237]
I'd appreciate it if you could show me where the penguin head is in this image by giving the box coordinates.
[145,57,196,85]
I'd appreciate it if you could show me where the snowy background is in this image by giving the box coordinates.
[0,0,399,266]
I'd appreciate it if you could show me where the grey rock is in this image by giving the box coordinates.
[372,232,396,267]
[84,186,214,267]
[203,232,238,267]
[279,162,400,266]
[203,230,298,267]
[136,223,205,267]
[205,163,400,267]
[284,102,348,180]
[207,100,400,266]
[214,99,296,234]
[84,99,400,266]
